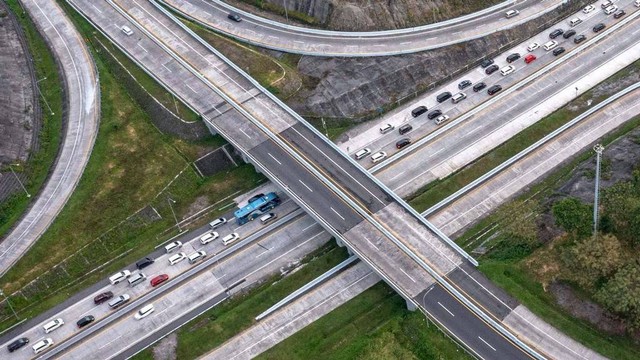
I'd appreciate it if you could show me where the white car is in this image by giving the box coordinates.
[505,9,519,18]
[188,250,207,264]
[370,151,387,164]
[32,338,54,354]
[435,114,450,125]
[43,318,64,334]
[500,65,516,76]
[354,148,371,160]
[222,233,240,246]
[543,40,558,51]
[379,123,394,134]
[168,252,187,265]
[134,304,155,320]
[200,231,219,245]
[121,25,133,36]
[109,270,131,285]
[164,241,183,253]
[582,5,596,14]
[526,42,539,52]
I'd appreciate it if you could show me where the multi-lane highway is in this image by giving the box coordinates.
[159,0,563,56]
[31,2,616,360]
[2,0,636,358]
[0,0,100,276]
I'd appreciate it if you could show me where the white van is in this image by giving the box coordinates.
[43,318,64,334]
[128,272,146,287]
[370,151,387,164]
[32,338,54,354]
[354,148,371,160]
[209,217,227,229]
[260,213,277,224]
[604,5,617,15]
[188,250,207,264]
[134,304,155,320]
[164,241,183,253]
[200,231,219,245]
[379,123,394,134]
[601,0,614,9]
[505,9,519,18]
[109,270,131,285]
[543,40,558,51]
[222,233,240,246]
[435,115,450,125]
[451,92,467,104]
[569,18,582,27]
[168,252,187,265]
[500,65,515,76]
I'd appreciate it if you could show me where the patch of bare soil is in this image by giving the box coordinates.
[152,333,178,360]
[549,282,640,340]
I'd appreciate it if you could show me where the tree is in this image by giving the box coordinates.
[602,182,640,245]
[561,233,623,289]
[595,263,640,330]
[552,197,592,238]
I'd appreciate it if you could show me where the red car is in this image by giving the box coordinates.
[524,54,536,64]
[94,291,114,305]
[150,274,169,287]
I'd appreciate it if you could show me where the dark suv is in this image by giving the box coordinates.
[593,23,606,33]
[458,80,472,90]
[614,10,626,19]
[136,257,155,270]
[574,34,587,44]
[427,109,442,120]
[487,84,503,96]
[480,59,494,68]
[562,29,576,39]
[7,338,29,352]
[227,13,242,22]
[77,315,95,328]
[485,64,499,75]
[549,29,564,39]
[94,291,114,305]
[473,82,487,92]
[506,53,521,63]
[436,92,452,103]
[395,138,411,150]
[552,47,566,56]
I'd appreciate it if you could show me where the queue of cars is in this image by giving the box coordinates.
[354,0,636,165]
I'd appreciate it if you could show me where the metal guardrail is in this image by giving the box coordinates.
[255,255,358,321]
[424,81,640,216]
[148,3,546,358]
[179,0,516,36]
[370,7,640,173]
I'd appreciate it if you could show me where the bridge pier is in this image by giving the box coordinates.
[406,299,417,312]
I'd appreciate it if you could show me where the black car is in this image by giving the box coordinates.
[562,29,576,39]
[227,13,242,22]
[427,109,442,120]
[436,92,452,103]
[398,124,413,135]
[7,338,29,352]
[480,59,494,68]
[411,105,427,118]
[487,84,502,96]
[136,257,154,270]
[473,82,487,92]
[77,315,95,328]
[574,34,587,44]
[549,29,564,39]
[593,23,606,33]
[485,64,499,75]
[458,80,472,90]
[506,53,521,63]
[396,138,411,149]
[553,47,566,56]
[614,10,626,19]
[94,291,114,305]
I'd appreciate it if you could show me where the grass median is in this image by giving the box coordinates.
[0,0,63,238]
